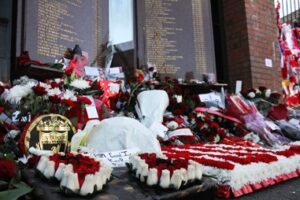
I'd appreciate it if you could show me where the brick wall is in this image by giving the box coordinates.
[222,0,281,91]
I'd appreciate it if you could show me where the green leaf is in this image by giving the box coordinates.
[0,182,32,200]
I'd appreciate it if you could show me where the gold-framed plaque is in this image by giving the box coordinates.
[24,114,76,153]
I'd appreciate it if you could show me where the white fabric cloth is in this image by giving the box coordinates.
[71,120,101,151]
[136,90,169,128]
[85,117,161,153]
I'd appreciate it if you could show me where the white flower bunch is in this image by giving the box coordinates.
[5,82,35,104]
[62,89,77,101]
[47,88,62,97]
[70,79,91,90]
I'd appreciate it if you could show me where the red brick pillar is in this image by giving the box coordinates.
[223,0,281,91]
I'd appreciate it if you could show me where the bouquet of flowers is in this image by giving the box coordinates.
[243,87,282,116]
[226,95,290,147]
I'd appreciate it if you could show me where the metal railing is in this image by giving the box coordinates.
[279,0,300,23]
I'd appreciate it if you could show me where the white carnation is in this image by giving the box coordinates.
[166,121,179,130]
[47,88,62,96]
[70,79,91,90]
[5,82,34,104]
[265,89,271,98]
[38,82,51,90]
[247,92,255,99]
[62,89,77,101]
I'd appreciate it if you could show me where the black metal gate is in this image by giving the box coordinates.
[280,0,300,23]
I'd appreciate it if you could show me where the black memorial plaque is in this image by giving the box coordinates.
[136,0,216,80]
[23,0,108,63]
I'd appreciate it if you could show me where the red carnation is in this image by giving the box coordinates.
[50,81,60,88]
[49,95,61,104]
[0,159,16,181]
[77,96,92,105]
[27,155,41,168]
[61,99,75,107]
[65,66,73,76]
[174,117,184,124]
[290,76,297,83]
[210,122,220,129]
[33,84,47,95]
[173,108,184,116]
[0,85,4,95]
[136,73,144,83]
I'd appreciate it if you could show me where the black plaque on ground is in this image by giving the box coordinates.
[136,0,216,80]
[22,0,108,63]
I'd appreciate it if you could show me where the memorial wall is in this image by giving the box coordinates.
[20,0,216,80]
[22,0,108,64]
[136,0,216,80]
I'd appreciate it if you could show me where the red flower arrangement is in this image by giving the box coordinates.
[128,153,203,189]
[32,84,47,96]
[0,159,16,181]
[35,152,112,196]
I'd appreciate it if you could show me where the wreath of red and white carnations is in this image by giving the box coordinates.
[128,153,203,189]
[162,143,300,198]
[31,149,112,196]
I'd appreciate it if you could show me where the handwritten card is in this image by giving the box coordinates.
[199,92,223,107]
[80,147,139,168]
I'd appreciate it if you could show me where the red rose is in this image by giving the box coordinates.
[0,85,4,94]
[270,92,281,99]
[50,81,60,88]
[0,159,16,181]
[174,117,184,124]
[173,85,182,95]
[65,66,73,76]
[32,84,47,95]
[27,155,41,168]
[49,95,61,104]
[173,108,184,116]
[136,73,144,83]
[77,96,92,105]
[210,122,220,129]
[61,99,75,107]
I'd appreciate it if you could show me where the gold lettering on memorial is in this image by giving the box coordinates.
[144,0,182,75]
[36,0,84,58]
[192,0,208,74]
